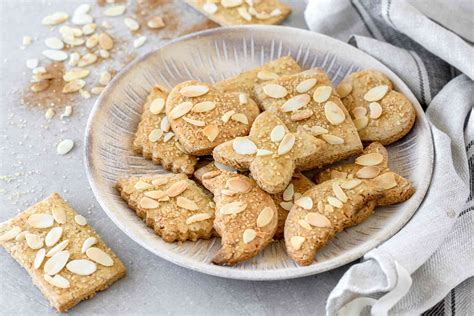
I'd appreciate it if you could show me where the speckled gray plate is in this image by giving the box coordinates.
[84,26,433,281]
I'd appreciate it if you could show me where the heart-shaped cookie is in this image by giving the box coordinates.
[165,80,260,156]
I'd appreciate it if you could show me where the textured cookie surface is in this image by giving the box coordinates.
[213,111,324,193]
[201,170,278,266]
[185,0,291,27]
[0,193,126,312]
[166,80,260,156]
[133,86,197,174]
[337,70,416,145]
[254,68,363,169]
[116,174,215,242]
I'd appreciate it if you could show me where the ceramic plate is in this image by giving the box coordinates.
[84,26,433,280]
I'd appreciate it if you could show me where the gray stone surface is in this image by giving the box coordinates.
[0,1,352,314]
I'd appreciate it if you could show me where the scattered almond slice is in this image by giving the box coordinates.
[221,0,243,8]
[144,190,167,200]
[186,213,211,225]
[221,110,235,123]
[277,134,295,155]
[63,68,90,81]
[310,125,328,136]
[148,129,163,142]
[256,207,274,228]
[203,125,219,141]
[169,102,193,119]
[45,227,62,247]
[298,219,312,230]
[63,79,85,93]
[242,228,256,244]
[364,85,389,101]
[77,53,97,67]
[322,134,344,145]
[305,213,331,227]
[176,196,199,210]
[257,71,279,81]
[166,180,188,197]
[233,137,257,155]
[203,2,218,14]
[290,236,305,250]
[337,82,353,98]
[324,101,346,125]
[99,33,114,50]
[140,196,159,209]
[332,183,348,202]
[355,153,384,166]
[351,106,367,118]
[99,71,112,85]
[42,50,68,61]
[34,248,46,270]
[27,213,54,229]
[239,93,248,105]
[280,201,293,211]
[263,83,288,98]
[180,85,209,97]
[44,250,70,275]
[133,36,147,48]
[291,109,313,121]
[226,177,252,193]
[256,149,272,156]
[313,86,332,103]
[369,102,383,119]
[238,7,252,21]
[44,274,70,289]
[341,179,362,189]
[374,172,398,189]
[295,196,313,210]
[86,247,114,266]
[45,37,64,50]
[66,259,97,276]
[104,5,126,17]
[42,12,69,26]
[231,113,248,124]
[220,201,247,215]
[31,81,50,93]
[124,17,140,31]
[160,116,171,132]
[147,16,165,29]
[356,166,380,179]
[75,215,87,226]
[134,180,152,190]
[282,183,294,201]
[81,237,97,253]
[0,226,21,242]
[296,78,317,93]
[150,98,165,114]
[183,116,205,127]
[192,101,215,113]
[270,125,285,142]
[327,196,343,208]
[46,240,69,257]
[354,116,369,131]
[281,94,310,112]
[163,132,174,142]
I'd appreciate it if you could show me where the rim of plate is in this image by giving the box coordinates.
[84,25,434,281]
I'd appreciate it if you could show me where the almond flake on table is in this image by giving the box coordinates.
[56,139,74,155]
[61,106,73,118]
[99,71,112,85]
[26,59,39,69]
[133,36,147,48]
[22,36,33,46]
[72,14,93,25]
[42,50,68,61]
[45,37,64,50]
[104,5,126,17]
[74,3,91,16]
[147,16,165,29]
[82,23,96,35]
[45,108,55,119]
[42,12,69,26]
[124,17,140,31]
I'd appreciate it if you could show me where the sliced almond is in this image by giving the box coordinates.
[180,85,209,97]
[281,94,310,112]
[42,50,68,62]
[296,78,317,93]
[31,81,50,93]
[98,32,114,50]
[341,179,362,189]
[45,37,64,50]
[44,250,70,275]
[166,180,188,197]
[148,129,163,142]
[270,8,282,16]
[231,113,248,125]
[364,85,389,101]
[327,196,343,208]
[270,125,285,142]
[45,227,62,247]
[221,0,243,8]
[124,17,140,31]
[354,116,369,130]
[42,12,69,26]
[133,36,147,48]
[176,196,199,211]
[220,201,247,215]
[169,102,192,119]
[317,201,324,212]
[238,7,252,21]
[82,23,96,35]
[81,237,97,253]
[134,180,152,190]
[143,190,166,200]
[295,196,313,210]
[355,153,384,166]
[183,116,205,127]
[305,213,331,227]
[222,110,235,123]
[256,149,272,156]
[322,134,344,145]
[280,201,293,211]
[313,85,332,103]
[74,215,87,226]
[0,226,21,241]
[369,102,383,119]
[46,240,68,257]
[351,106,367,118]
[263,83,288,98]
[151,177,169,186]
[56,139,74,155]
[239,93,248,105]
[257,71,279,81]
[356,166,380,179]
[62,79,85,93]
[104,5,126,17]
[160,116,170,132]
[163,132,174,142]
[256,207,274,227]
[186,213,211,225]
[139,196,159,209]
[86,247,114,266]
[336,82,353,98]
[291,109,313,121]
[147,16,166,29]
[44,274,70,288]
[99,71,112,85]
[226,177,252,193]
[242,228,256,244]
[282,183,294,201]
[77,53,97,67]
[310,125,328,136]
[374,172,397,189]
[66,259,97,276]
[34,248,46,269]
[28,214,54,229]
[192,101,215,113]
[298,219,312,230]
[290,236,305,250]
[203,125,219,141]
[64,68,90,82]
[278,134,295,155]
[85,34,98,48]
[324,101,346,125]
[332,183,348,203]
[233,137,257,155]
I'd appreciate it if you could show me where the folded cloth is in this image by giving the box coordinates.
[304,0,474,314]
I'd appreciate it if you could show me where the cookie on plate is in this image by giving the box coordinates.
[213,111,325,193]
[315,142,416,206]
[165,80,260,156]
[201,170,278,265]
[185,0,291,27]
[254,68,363,169]
[116,173,215,242]
[336,70,416,145]
[133,86,198,175]
[0,193,126,312]
[284,179,384,266]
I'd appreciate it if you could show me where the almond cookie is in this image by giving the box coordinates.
[201,170,278,265]
[0,193,126,312]
[315,142,416,206]
[116,173,215,242]
[336,70,416,145]
[254,68,363,169]
[133,86,198,175]
[284,179,384,266]
[165,80,260,156]
[185,0,291,27]
[213,111,325,193]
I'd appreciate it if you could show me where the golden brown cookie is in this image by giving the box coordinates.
[213,111,325,193]
[165,81,260,156]
[284,179,384,266]
[116,173,215,242]
[336,70,416,145]
[315,142,415,206]
[133,86,198,175]
[185,0,291,26]
[0,193,126,312]
[201,170,278,265]
[254,68,363,169]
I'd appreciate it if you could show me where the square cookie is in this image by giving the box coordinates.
[0,193,126,312]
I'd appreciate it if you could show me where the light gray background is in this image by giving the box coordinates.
[0,1,351,314]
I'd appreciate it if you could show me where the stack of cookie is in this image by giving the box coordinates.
[117,56,416,266]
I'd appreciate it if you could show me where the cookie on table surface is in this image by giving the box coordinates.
[185,0,291,27]
[116,173,215,242]
[254,68,363,169]
[213,111,324,193]
[336,70,416,145]
[133,86,198,175]
[165,80,260,156]
[284,178,384,266]
[201,170,278,265]
[315,142,415,206]
[0,193,126,312]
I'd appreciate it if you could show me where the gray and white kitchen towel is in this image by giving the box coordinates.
[304,0,474,315]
